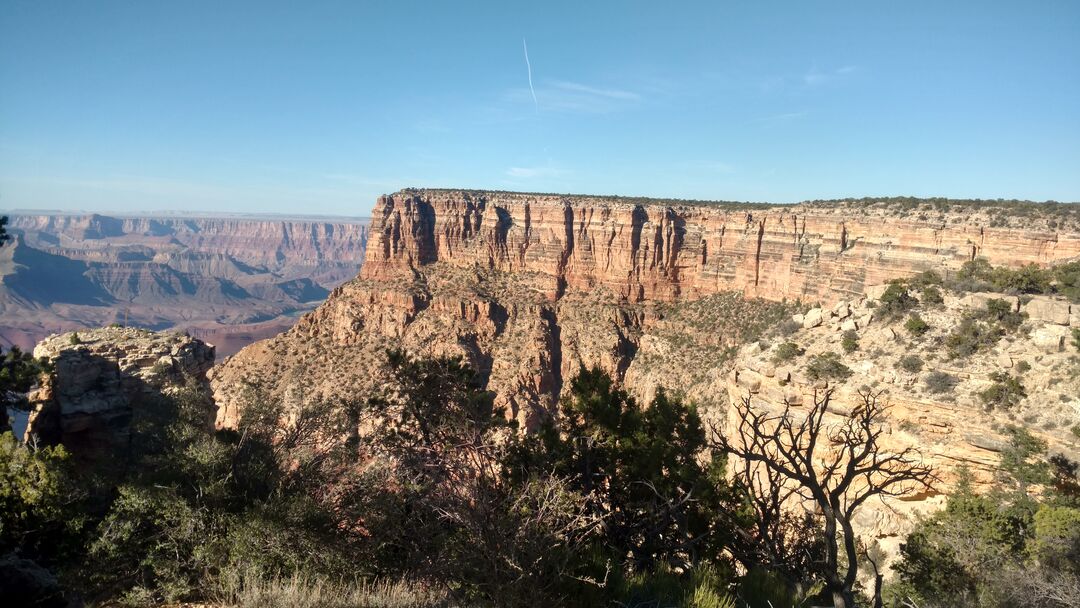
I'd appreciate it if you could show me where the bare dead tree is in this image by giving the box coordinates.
[713,388,936,608]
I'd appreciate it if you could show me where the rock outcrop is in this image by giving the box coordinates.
[362,190,1080,304]
[725,290,1080,566]
[211,189,1080,427]
[26,327,214,458]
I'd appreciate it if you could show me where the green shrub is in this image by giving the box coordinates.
[991,263,1051,294]
[945,318,998,359]
[904,313,930,337]
[876,282,919,319]
[920,286,944,305]
[840,329,859,353]
[909,271,943,288]
[945,300,1025,359]
[0,433,82,560]
[777,319,802,336]
[924,371,958,394]
[772,342,804,363]
[805,352,853,382]
[1015,360,1032,373]
[894,430,1080,608]
[983,298,1025,331]
[1072,328,1080,352]
[69,332,82,346]
[898,355,924,373]
[978,372,1026,409]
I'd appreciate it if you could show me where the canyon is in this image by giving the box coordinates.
[206,188,1080,570]
[0,212,368,356]
[212,189,1080,420]
[11,189,1080,578]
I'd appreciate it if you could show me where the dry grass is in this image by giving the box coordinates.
[213,572,456,608]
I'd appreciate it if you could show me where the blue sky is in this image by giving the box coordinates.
[2,1,1078,216]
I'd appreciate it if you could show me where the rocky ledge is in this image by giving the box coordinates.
[25,327,214,458]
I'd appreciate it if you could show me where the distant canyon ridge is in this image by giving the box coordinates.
[0,212,369,356]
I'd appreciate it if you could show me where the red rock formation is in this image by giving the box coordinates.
[363,190,1080,305]
[211,189,1080,430]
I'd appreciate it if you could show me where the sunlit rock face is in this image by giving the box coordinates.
[26,327,215,459]
[211,189,1080,430]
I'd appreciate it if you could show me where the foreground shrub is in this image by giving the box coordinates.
[511,368,743,575]
[215,571,454,608]
[804,352,853,382]
[894,434,1080,608]
[924,371,958,394]
[978,372,1026,410]
[772,342,804,363]
[0,433,83,564]
[83,385,370,603]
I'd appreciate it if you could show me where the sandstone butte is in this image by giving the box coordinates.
[212,188,1080,422]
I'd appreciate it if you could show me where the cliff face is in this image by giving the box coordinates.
[211,190,1080,429]
[25,328,215,459]
[363,190,1080,304]
[1,213,368,355]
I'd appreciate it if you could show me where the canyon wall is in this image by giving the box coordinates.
[212,189,1080,424]
[363,190,1080,304]
[209,189,1080,571]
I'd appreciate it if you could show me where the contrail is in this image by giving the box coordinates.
[523,38,538,112]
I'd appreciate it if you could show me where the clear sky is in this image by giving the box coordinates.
[2,1,1078,216]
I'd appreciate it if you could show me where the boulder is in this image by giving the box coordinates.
[832,302,851,319]
[803,308,824,329]
[1022,296,1071,325]
[865,284,890,300]
[840,318,858,332]
[735,369,763,393]
[1031,325,1070,353]
[995,351,1012,369]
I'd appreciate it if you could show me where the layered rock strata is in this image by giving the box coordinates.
[26,327,214,458]
[212,189,1080,426]
[1,213,368,355]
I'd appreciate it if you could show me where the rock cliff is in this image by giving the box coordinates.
[362,190,1080,304]
[211,189,1080,428]
[25,327,214,459]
